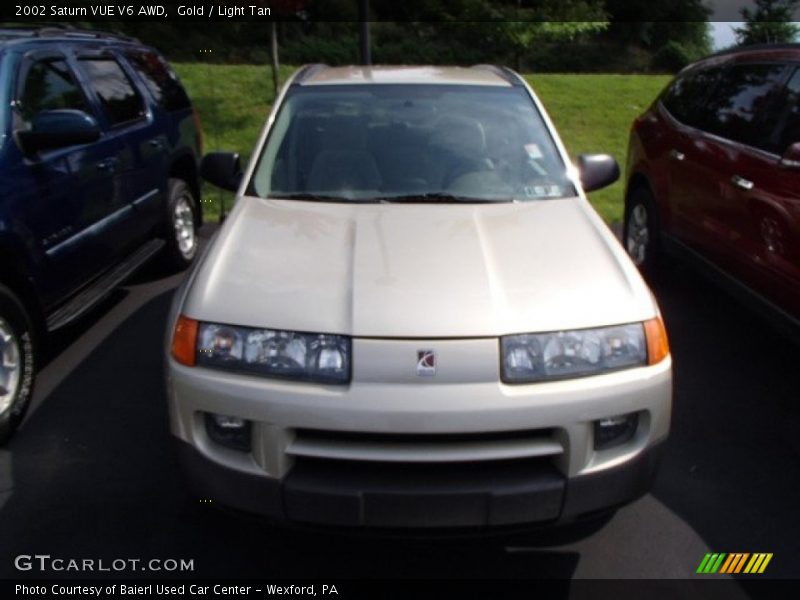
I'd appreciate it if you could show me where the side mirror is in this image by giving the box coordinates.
[779,142,800,168]
[577,153,620,193]
[201,152,243,192]
[16,109,100,154]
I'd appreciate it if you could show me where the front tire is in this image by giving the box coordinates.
[623,187,660,276]
[0,285,36,445]
[162,178,199,270]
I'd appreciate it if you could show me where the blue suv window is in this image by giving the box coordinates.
[81,58,145,126]
[125,51,190,112]
[18,59,88,120]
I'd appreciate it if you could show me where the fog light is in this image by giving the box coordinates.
[594,412,638,450]
[205,413,252,452]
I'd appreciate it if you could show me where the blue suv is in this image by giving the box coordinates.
[0,28,203,442]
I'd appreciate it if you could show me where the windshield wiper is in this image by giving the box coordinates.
[269,192,376,203]
[376,193,500,204]
[270,192,504,204]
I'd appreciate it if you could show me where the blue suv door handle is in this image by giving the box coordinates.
[148,139,164,149]
[96,157,118,171]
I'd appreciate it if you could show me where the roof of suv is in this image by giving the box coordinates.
[0,27,139,49]
[297,65,517,87]
[690,42,800,70]
[708,42,800,59]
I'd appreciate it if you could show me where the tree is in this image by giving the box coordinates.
[605,0,711,56]
[735,0,800,45]
[270,22,280,94]
[261,0,307,95]
[369,0,609,69]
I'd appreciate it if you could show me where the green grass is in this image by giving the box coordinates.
[175,64,670,222]
[173,63,295,217]
[527,74,671,221]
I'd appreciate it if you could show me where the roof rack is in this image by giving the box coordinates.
[0,25,138,43]
[471,64,523,86]
[292,63,328,85]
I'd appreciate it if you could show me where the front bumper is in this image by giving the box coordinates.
[177,437,664,529]
[167,344,671,529]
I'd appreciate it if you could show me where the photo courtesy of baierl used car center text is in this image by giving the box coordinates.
[0,1,799,598]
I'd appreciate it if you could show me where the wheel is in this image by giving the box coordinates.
[0,285,36,445]
[623,187,660,276]
[161,178,199,270]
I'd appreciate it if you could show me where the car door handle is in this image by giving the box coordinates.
[96,158,118,172]
[731,175,754,191]
[148,139,163,149]
[669,149,685,161]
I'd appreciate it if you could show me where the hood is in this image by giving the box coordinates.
[183,196,656,338]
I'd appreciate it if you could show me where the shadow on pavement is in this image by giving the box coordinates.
[647,259,800,579]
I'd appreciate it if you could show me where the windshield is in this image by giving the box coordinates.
[249,84,575,203]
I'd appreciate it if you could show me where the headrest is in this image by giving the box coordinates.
[429,115,486,157]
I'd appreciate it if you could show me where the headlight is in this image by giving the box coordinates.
[196,322,350,384]
[501,323,647,383]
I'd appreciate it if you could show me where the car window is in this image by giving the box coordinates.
[80,58,145,126]
[698,63,787,149]
[250,84,575,202]
[660,66,723,128]
[125,50,191,112]
[762,67,800,155]
[17,59,89,121]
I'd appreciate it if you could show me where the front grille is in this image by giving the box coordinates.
[287,427,563,464]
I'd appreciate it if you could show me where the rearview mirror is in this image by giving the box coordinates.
[779,142,800,168]
[201,152,243,192]
[577,154,620,193]
[16,109,100,154]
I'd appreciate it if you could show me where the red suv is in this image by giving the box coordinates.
[624,44,800,322]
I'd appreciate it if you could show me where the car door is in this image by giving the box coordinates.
[6,49,125,303]
[719,65,800,316]
[112,49,172,240]
[658,64,726,250]
[662,115,727,254]
[690,62,790,273]
[73,51,151,255]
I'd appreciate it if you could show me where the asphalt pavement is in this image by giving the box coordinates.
[0,225,798,590]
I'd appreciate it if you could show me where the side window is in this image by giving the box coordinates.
[80,58,145,126]
[125,51,191,112]
[17,59,89,121]
[763,68,800,155]
[660,66,722,128]
[699,63,787,149]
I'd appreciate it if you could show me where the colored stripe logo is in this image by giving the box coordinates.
[697,553,773,574]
